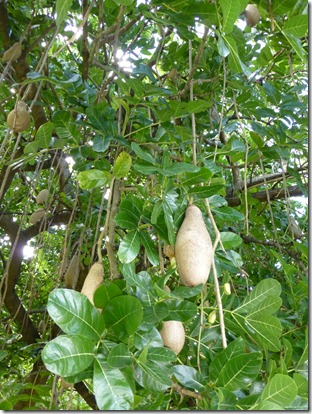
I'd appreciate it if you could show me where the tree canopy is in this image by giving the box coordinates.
[0,0,308,410]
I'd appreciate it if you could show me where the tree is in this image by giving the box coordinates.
[0,0,308,410]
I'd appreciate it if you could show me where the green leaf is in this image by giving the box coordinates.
[258,374,297,408]
[24,141,40,155]
[224,35,251,76]
[245,314,282,352]
[47,289,105,341]
[209,338,245,382]
[77,169,112,190]
[104,295,143,336]
[220,232,242,249]
[147,347,177,363]
[293,373,308,397]
[165,300,198,322]
[93,282,123,310]
[188,185,224,198]
[181,167,212,186]
[218,35,230,57]
[187,99,211,114]
[131,142,156,164]
[140,231,159,266]
[284,14,308,38]
[144,303,169,324]
[220,0,242,34]
[42,334,94,376]
[170,284,204,299]
[34,122,54,148]
[115,196,143,229]
[213,206,244,222]
[113,151,132,178]
[123,266,154,295]
[107,344,132,368]
[134,360,172,392]
[216,352,263,391]
[117,230,141,263]
[56,0,73,26]
[282,30,306,61]
[235,278,282,315]
[53,111,81,143]
[172,365,206,391]
[94,355,134,410]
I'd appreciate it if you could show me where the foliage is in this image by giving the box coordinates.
[0,0,308,410]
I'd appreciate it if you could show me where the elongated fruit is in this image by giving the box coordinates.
[244,4,260,26]
[81,262,104,305]
[160,320,185,354]
[175,204,213,286]
[64,254,80,289]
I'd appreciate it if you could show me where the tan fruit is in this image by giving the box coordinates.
[160,320,185,354]
[64,254,80,289]
[81,262,104,305]
[175,205,213,286]
[36,189,50,205]
[29,208,47,224]
[3,42,22,62]
[7,103,30,133]
[244,4,260,27]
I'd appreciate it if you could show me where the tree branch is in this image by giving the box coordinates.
[226,185,306,207]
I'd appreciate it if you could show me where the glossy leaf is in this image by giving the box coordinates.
[77,169,112,190]
[209,338,245,382]
[216,352,263,391]
[220,0,242,34]
[56,0,73,26]
[47,289,105,341]
[34,121,54,148]
[140,231,159,266]
[165,300,198,322]
[134,360,172,392]
[245,314,282,352]
[213,206,245,222]
[220,232,242,249]
[172,365,206,391]
[235,278,282,315]
[104,295,143,336]
[258,374,297,407]
[117,230,141,263]
[147,347,177,363]
[107,344,132,368]
[93,282,123,310]
[94,355,134,410]
[113,151,132,178]
[42,334,94,376]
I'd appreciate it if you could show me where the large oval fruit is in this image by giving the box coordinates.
[7,102,30,133]
[160,320,185,354]
[3,42,22,62]
[36,189,50,205]
[244,4,260,27]
[81,262,104,305]
[64,254,80,289]
[175,204,213,286]
[29,208,46,224]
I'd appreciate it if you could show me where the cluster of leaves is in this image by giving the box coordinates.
[0,0,308,410]
[41,275,307,410]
